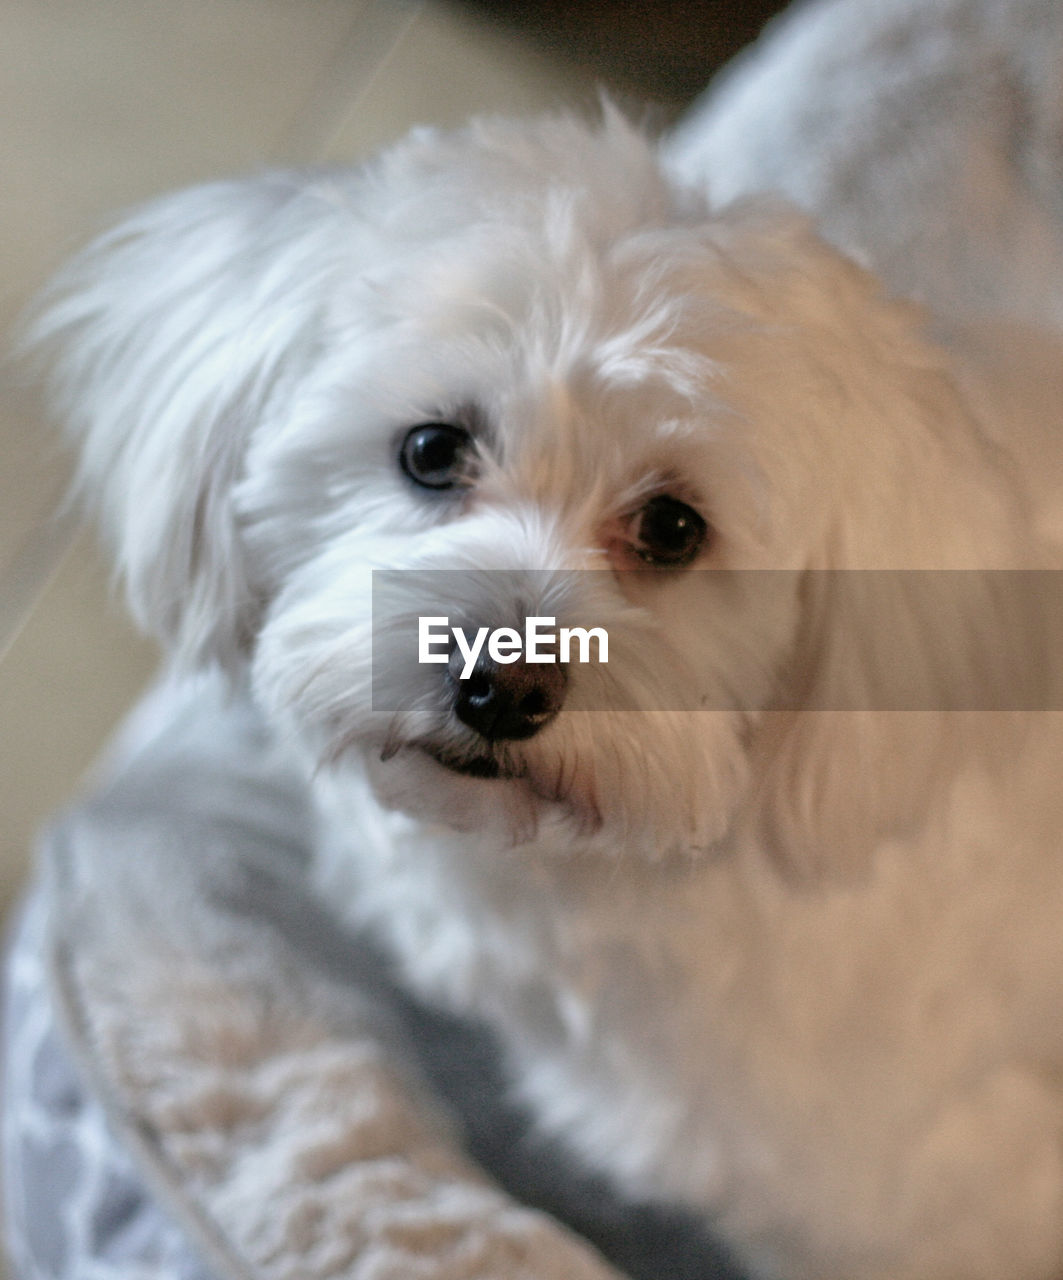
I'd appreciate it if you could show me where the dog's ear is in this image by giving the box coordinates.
[740,284,1053,880]
[756,565,1047,880]
[30,174,321,671]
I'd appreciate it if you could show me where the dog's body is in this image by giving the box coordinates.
[34,8,1063,1277]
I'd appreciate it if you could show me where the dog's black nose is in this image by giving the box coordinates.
[450,650,567,741]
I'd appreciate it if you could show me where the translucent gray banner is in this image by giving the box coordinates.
[371,569,1062,711]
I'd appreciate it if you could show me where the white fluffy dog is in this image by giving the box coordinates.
[34,81,1063,1280]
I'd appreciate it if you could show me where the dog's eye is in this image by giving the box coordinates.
[399,423,472,490]
[630,495,708,567]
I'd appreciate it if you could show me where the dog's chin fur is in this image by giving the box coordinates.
[35,107,1063,1279]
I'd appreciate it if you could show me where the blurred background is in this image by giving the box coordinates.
[0,0,787,926]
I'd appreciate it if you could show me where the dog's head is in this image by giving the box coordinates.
[36,110,1042,873]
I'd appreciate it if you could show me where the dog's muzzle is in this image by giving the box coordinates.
[448,647,567,742]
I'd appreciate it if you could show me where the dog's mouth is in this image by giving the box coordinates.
[374,738,601,835]
[417,743,514,780]
[379,732,517,781]
[429,747,501,779]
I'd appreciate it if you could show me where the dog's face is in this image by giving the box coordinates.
[39,112,1037,869]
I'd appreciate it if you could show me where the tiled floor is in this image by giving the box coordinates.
[0,0,613,922]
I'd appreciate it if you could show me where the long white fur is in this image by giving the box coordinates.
[33,100,1063,1279]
